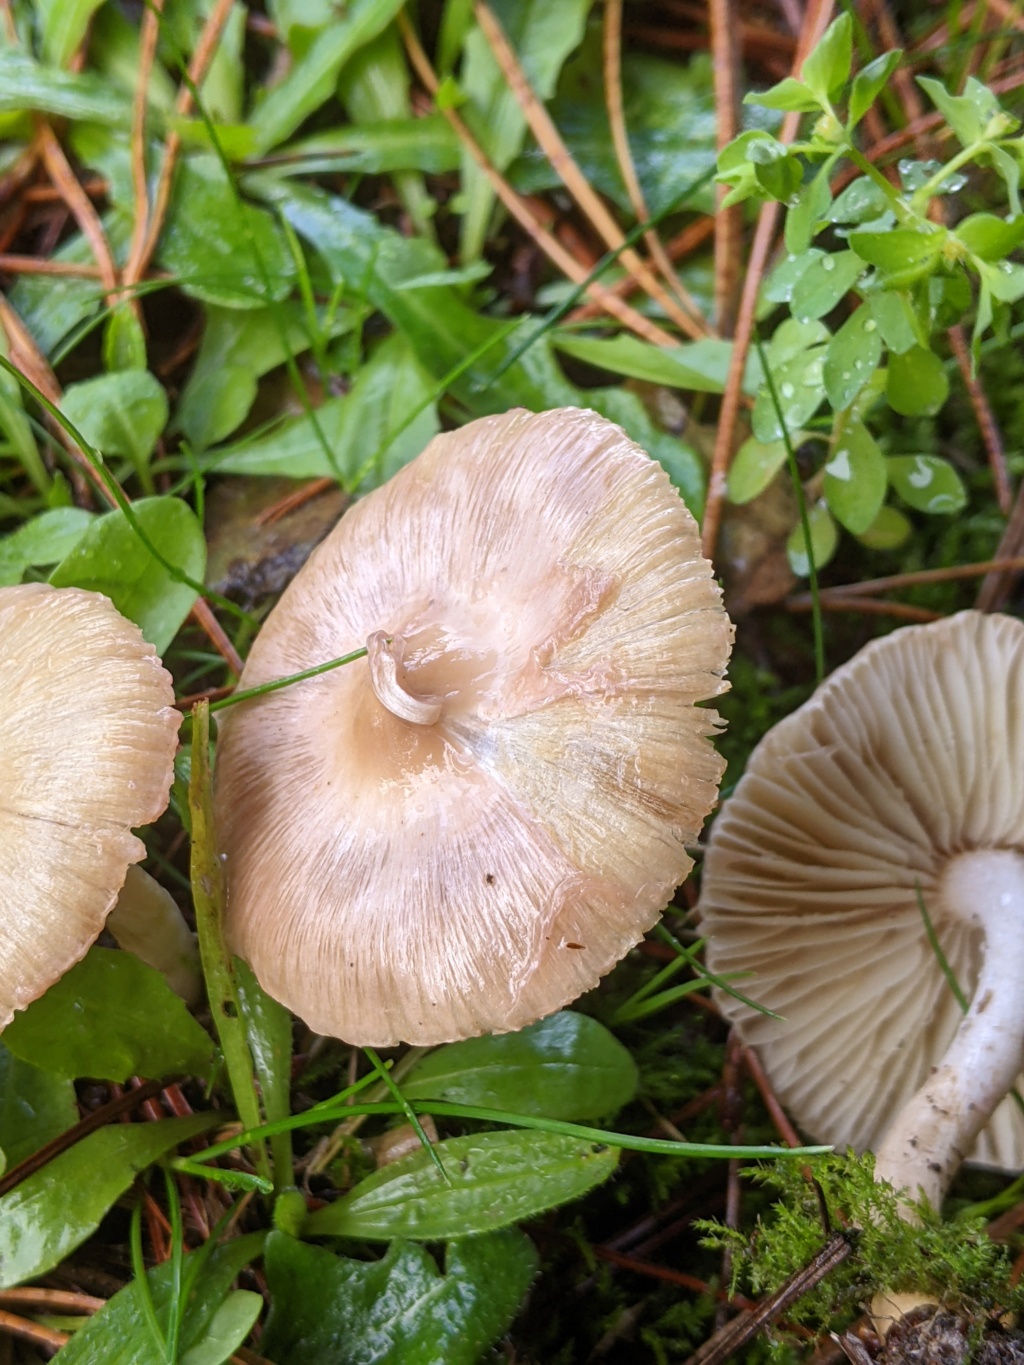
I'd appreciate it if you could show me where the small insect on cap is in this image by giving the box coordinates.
[700,610,1024,1181]
[0,584,179,1027]
[215,407,733,1047]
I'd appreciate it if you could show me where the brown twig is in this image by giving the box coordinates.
[0,254,106,277]
[701,0,836,561]
[795,555,1024,597]
[124,0,166,310]
[0,1309,68,1353]
[190,598,245,677]
[602,0,710,335]
[475,1,702,340]
[0,1289,105,1314]
[568,216,716,322]
[786,595,942,622]
[948,324,1011,514]
[710,0,744,335]
[595,1246,757,1304]
[37,124,120,305]
[741,1044,803,1148]
[398,13,678,348]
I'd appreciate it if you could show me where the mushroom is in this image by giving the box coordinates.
[0,583,179,1027]
[699,609,1024,1216]
[215,406,733,1047]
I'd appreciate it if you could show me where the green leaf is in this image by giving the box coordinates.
[954,212,1024,262]
[761,249,824,305]
[752,347,827,443]
[767,317,830,366]
[209,333,438,486]
[177,302,355,450]
[235,960,294,1188]
[35,0,105,68]
[49,496,206,653]
[458,0,593,260]
[747,138,802,202]
[248,0,407,154]
[849,50,902,128]
[800,13,852,105]
[2,947,214,1084]
[885,345,949,416]
[823,305,882,410]
[158,156,295,309]
[179,1292,262,1365]
[985,259,1024,304]
[856,503,912,550]
[787,500,837,577]
[52,1233,265,1364]
[552,333,757,394]
[0,1114,215,1287]
[827,177,891,226]
[262,1229,537,1365]
[304,1130,619,1240]
[848,227,945,278]
[402,1013,637,1120]
[867,291,919,354]
[274,116,461,176]
[887,455,967,514]
[745,77,820,113]
[785,161,835,256]
[0,508,93,584]
[823,421,887,534]
[916,74,997,148]
[791,250,864,322]
[988,144,1022,217]
[60,371,168,481]
[0,1042,76,1171]
[0,50,130,124]
[726,436,790,504]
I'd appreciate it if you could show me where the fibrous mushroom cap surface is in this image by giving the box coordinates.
[701,609,1024,1171]
[216,407,732,1045]
[0,584,179,1026]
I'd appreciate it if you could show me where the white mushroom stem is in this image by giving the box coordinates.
[874,848,1024,1215]
[366,630,443,725]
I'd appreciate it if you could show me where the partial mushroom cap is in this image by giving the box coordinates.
[0,584,179,1027]
[216,407,732,1046]
[700,609,1024,1172]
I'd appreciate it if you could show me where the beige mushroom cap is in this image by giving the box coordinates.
[0,584,179,1027]
[701,609,1024,1172]
[215,407,732,1046]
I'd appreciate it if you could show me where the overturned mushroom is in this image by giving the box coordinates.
[0,584,179,1027]
[700,610,1024,1213]
[215,407,733,1046]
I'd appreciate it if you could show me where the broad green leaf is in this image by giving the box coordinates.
[402,1012,637,1120]
[752,347,827,443]
[35,0,104,68]
[552,333,758,394]
[916,74,1000,148]
[823,421,887,534]
[0,1114,215,1287]
[856,503,912,550]
[785,161,835,255]
[177,302,355,449]
[60,371,168,482]
[727,436,790,505]
[827,177,890,226]
[52,1233,266,1364]
[262,1229,536,1365]
[50,496,206,653]
[0,1042,76,1171]
[787,500,837,577]
[886,346,949,417]
[887,455,966,514]
[7,229,105,356]
[267,0,338,48]
[849,50,902,128]
[209,333,438,485]
[985,259,1024,304]
[0,50,129,124]
[954,212,1024,262]
[235,960,294,1188]
[823,305,882,410]
[761,249,824,306]
[103,304,148,372]
[747,137,802,202]
[800,13,852,105]
[459,0,592,259]
[0,508,93,584]
[248,0,406,154]
[2,947,214,1083]
[276,116,460,176]
[767,317,830,366]
[304,1130,619,1240]
[179,1291,262,1365]
[868,291,919,354]
[790,250,864,322]
[158,156,295,309]
[745,77,820,113]
[848,227,945,278]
